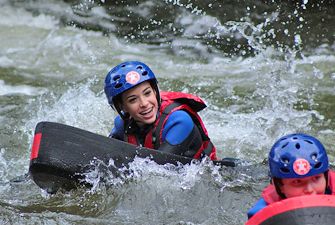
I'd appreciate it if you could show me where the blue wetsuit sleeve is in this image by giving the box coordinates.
[247,198,268,219]
[109,115,124,141]
[161,110,194,145]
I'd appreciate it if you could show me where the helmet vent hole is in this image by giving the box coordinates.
[304,140,313,144]
[293,137,298,140]
[281,142,289,149]
[314,162,322,169]
[114,83,123,89]
[295,143,300,149]
[311,153,317,160]
[142,71,148,76]
[113,75,121,81]
[136,66,143,70]
[280,168,290,173]
[280,157,290,164]
[121,64,126,67]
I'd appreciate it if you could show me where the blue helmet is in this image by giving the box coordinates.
[104,61,160,117]
[269,133,328,179]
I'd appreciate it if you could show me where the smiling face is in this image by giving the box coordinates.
[279,173,327,198]
[121,81,158,126]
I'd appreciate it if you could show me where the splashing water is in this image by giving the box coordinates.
[0,0,334,224]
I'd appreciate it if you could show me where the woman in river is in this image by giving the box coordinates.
[104,61,217,160]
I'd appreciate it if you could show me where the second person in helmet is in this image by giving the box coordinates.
[247,133,335,219]
[104,61,217,160]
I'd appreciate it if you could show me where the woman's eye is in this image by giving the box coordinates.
[292,180,302,185]
[313,176,321,181]
[144,90,152,96]
[128,98,137,103]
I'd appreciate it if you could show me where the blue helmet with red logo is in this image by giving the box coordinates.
[104,61,160,118]
[269,133,329,179]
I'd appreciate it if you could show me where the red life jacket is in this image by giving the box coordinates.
[262,170,335,204]
[126,91,217,160]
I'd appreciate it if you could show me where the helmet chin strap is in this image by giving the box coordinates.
[116,105,129,120]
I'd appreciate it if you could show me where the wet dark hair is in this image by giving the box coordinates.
[272,177,286,199]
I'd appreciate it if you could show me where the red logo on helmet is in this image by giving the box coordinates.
[126,71,140,84]
[293,158,311,175]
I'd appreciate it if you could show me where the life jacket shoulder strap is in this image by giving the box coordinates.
[152,99,214,160]
[160,91,207,112]
[152,101,182,149]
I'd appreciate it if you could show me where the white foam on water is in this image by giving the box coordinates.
[0,80,46,96]
[179,14,218,37]
[79,155,249,197]
[0,4,59,29]
[161,51,333,161]
[24,78,113,139]
[113,156,247,191]
[0,56,13,67]
[0,1,333,225]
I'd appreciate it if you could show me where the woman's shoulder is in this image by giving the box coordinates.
[167,110,193,125]
[247,198,267,219]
